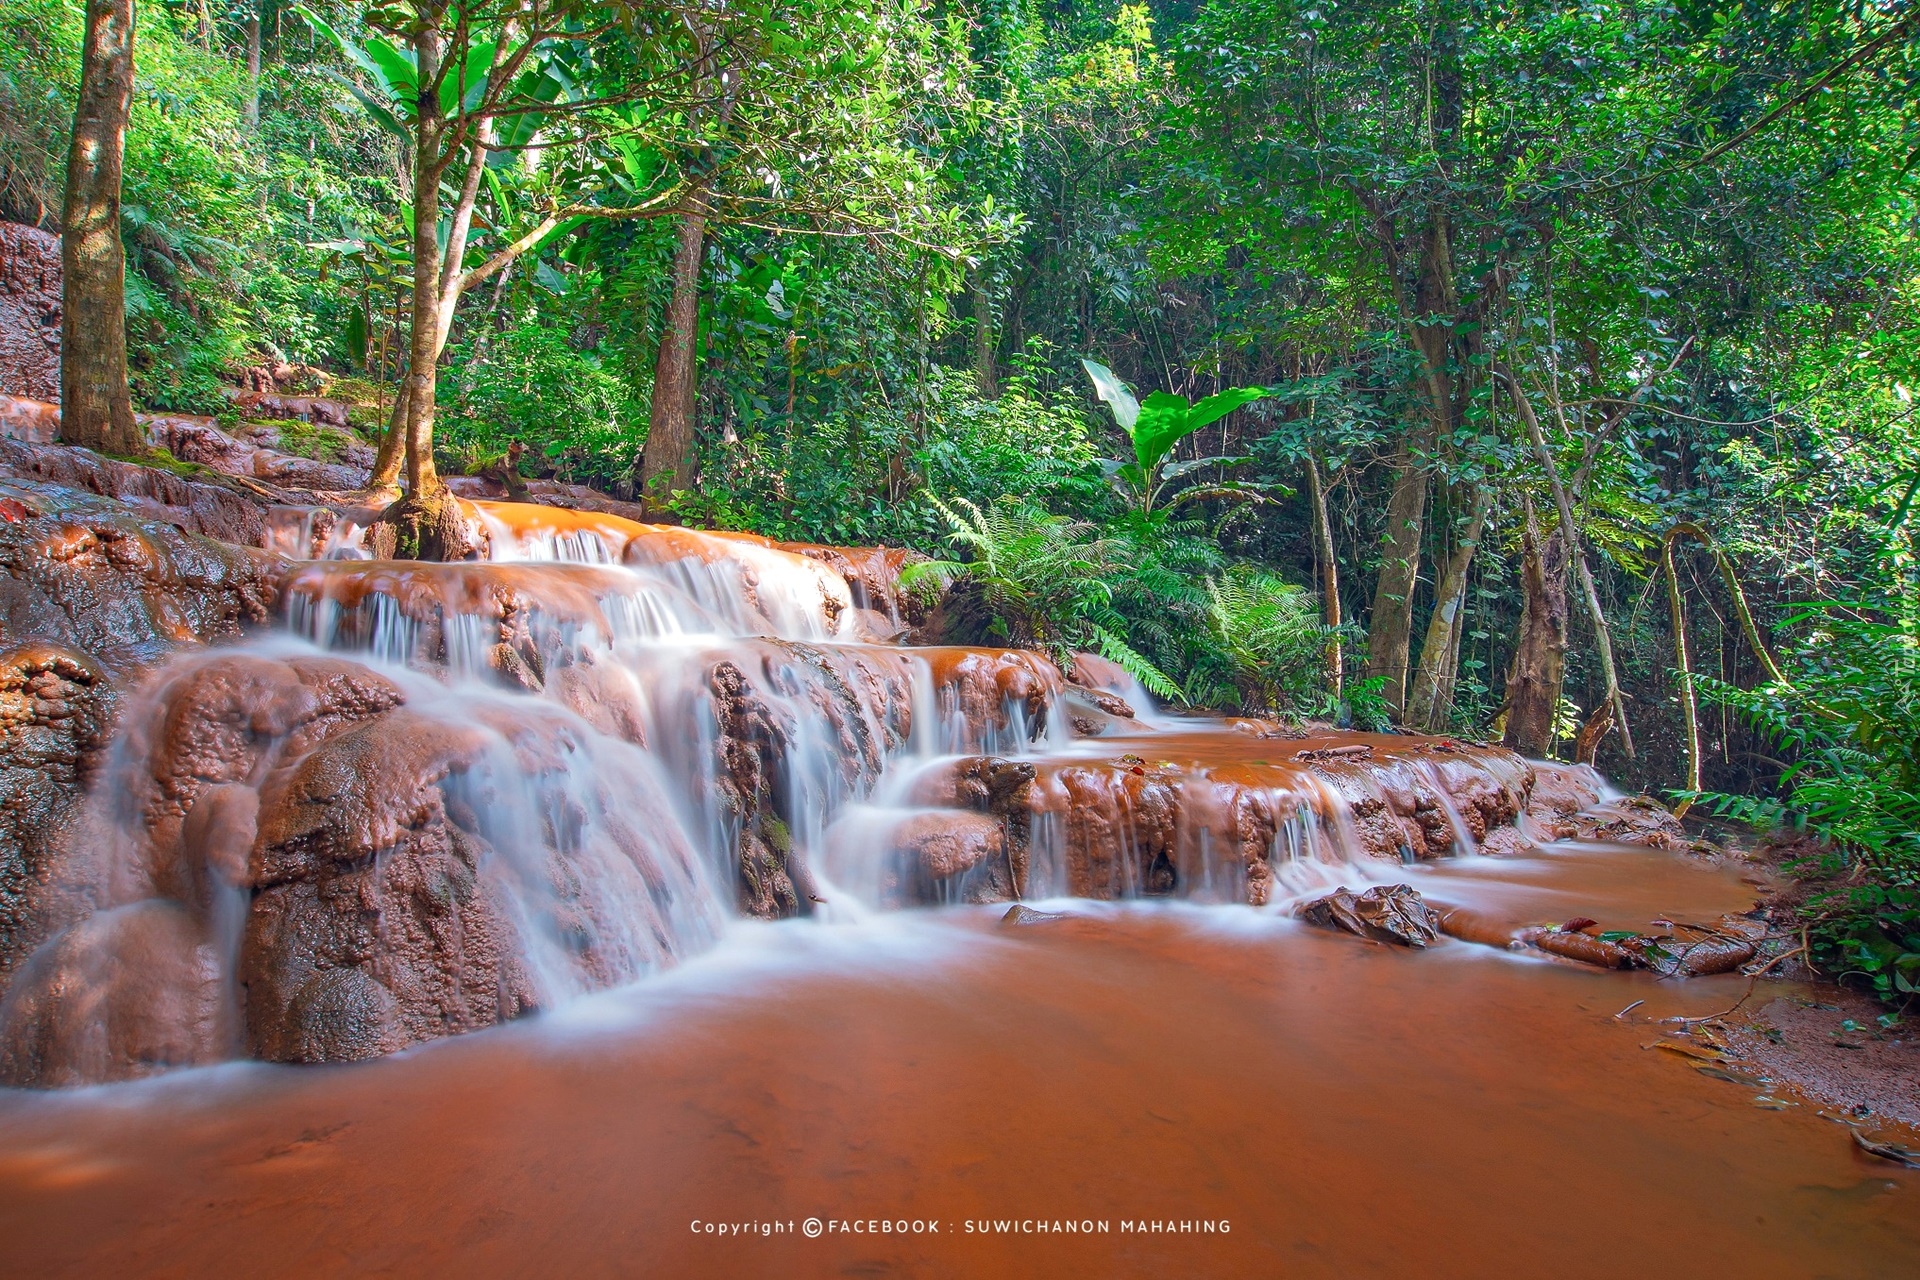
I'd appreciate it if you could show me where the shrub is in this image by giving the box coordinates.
[440,321,646,485]
[1203,563,1326,714]
[1691,609,1920,1002]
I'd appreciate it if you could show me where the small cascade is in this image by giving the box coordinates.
[0,496,1584,1084]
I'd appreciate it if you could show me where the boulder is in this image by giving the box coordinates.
[1299,884,1442,947]
[0,900,224,1086]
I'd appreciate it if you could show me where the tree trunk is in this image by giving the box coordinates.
[1663,530,1702,803]
[401,28,445,497]
[1406,484,1491,732]
[244,10,261,128]
[640,196,708,511]
[1363,437,1429,716]
[1305,454,1342,699]
[1501,499,1568,758]
[971,275,996,398]
[1498,365,1633,758]
[59,0,140,457]
[369,118,497,493]
[368,381,410,490]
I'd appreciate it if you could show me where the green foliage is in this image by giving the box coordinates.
[1081,359,1277,514]
[1691,610,1920,1002]
[1203,563,1325,713]
[673,359,1107,545]
[440,321,645,484]
[904,494,1184,700]
[1344,676,1396,734]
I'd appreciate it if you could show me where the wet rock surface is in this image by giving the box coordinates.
[1299,884,1442,947]
[0,430,272,546]
[0,464,1747,1081]
[1,650,727,1080]
[0,484,279,986]
[0,223,60,402]
[706,644,918,918]
[0,900,225,1087]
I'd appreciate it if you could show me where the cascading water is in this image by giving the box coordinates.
[0,498,1578,1085]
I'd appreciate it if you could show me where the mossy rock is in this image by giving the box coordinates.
[367,488,484,562]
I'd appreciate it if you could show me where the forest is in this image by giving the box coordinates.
[0,0,1915,1006]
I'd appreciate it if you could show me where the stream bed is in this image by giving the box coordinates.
[1,843,1913,1277]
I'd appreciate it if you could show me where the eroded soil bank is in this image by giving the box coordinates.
[0,843,1914,1279]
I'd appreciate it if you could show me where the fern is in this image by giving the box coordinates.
[1202,563,1326,714]
[1087,623,1185,703]
[1692,607,1920,1001]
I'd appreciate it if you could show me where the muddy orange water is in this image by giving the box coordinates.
[1,843,1914,1278]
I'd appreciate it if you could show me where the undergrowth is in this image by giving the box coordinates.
[1688,608,1920,1004]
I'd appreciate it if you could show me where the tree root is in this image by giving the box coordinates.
[367,488,485,562]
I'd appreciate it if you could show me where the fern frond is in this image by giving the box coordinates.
[1088,623,1186,704]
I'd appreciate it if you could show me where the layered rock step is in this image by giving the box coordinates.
[0,489,1637,1086]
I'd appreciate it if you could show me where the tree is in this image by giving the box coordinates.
[638,12,731,508]
[304,0,696,553]
[59,0,140,457]
[309,1,982,546]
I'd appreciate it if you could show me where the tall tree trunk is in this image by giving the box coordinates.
[1305,454,1343,699]
[1364,211,1457,718]
[367,379,410,490]
[640,196,708,511]
[401,28,445,497]
[1406,484,1491,732]
[244,10,261,128]
[1364,437,1429,715]
[971,275,996,398]
[1662,530,1701,801]
[368,118,496,493]
[59,0,140,457]
[1498,365,1633,757]
[1501,499,1568,757]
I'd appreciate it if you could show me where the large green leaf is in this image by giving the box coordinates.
[326,69,411,138]
[344,306,367,367]
[1185,386,1268,433]
[492,63,570,150]
[362,37,419,103]
[443,39,498,116]
[1131,391,1194,471]
[1081,358,1139,431]
[1159,454,1253,480]
[297,7,386,87]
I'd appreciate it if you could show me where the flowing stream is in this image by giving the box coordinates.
[0,500,1913,1273]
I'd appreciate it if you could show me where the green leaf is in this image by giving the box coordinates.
[327,70,412,137]
[344,306,367,367]
[363,37,419,103]
[1088,623,1186,704]
[1081,359,1139,431]
[297,7,386,87]
[445,39,498,116]
[1159,454,1254,480]
[1185,386,1268,433]
[1131,391,1195,472]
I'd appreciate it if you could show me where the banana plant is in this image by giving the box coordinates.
[1081,359,1280,516]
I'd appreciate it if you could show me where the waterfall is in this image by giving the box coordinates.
[0,498,1558,1084]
